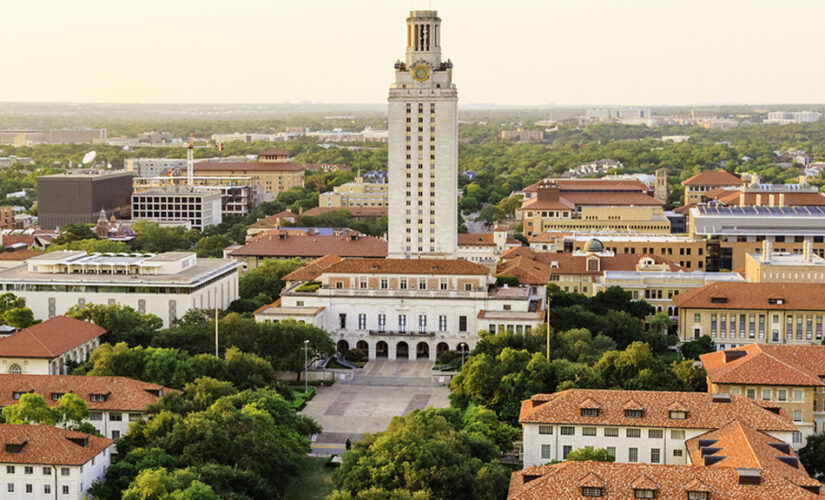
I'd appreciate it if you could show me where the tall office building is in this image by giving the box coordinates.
[387,10,458,259]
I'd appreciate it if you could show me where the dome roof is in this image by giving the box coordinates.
[582,238,604,253]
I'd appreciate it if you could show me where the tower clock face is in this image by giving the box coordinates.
[413,65,430,82]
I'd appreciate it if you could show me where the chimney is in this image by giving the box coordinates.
[779,193,785,207]
[768,194,775,207]
[537,180,560,203]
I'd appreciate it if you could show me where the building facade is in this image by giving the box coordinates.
[681,170,742,205]
[0,251,239,327]
[36,172,133,230]
[0,316,104,375]
[131,188,222,230]
[319,175,389,208]
[387,10,459,259]
[124,158,188,177]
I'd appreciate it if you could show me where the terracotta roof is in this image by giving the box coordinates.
[301,206,387,218]
[557,191,664,207]
[257,147,289,157]
[248,211,297,229]
[282,254,343,282]
[0,235,35,247]
[682,170,742,187]
[508,461,821,500]
[672,204,695,215]
[303,163,350,171]
[497,251,683,284]
[229,234,387,259]
[711,191,825,206]
[457,233,519,247]
[672,282,825,311]
[685,420,819,488]
[520,197,575,211]
[0,249,42,261]
[0,424,113,466]
[519,389,796,432]
[0,317,105,359]
[193,161,304,172]
[701,344,825,387]
[523,178,650,193]
[323,258,491,276]
[0,375,175,411]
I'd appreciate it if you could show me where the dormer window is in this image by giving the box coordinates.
[12,392,23,400]
[669,411,687,420]
[582,487,604,497]
[625,409,644,418]
[90,394,108,402]
[768,298,784,305]
[581,408,599,417]
[634,489,656,499]
[586,257,600,272]
[50,393,64,401]
[710,297,728,304]
[687,493,708,500]
[5,442,25,454]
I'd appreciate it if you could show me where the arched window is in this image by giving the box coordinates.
[9,364,22,374]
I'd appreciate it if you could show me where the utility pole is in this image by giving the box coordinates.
[304,339,310,393]
[214,287,219,358]
[546,291,551,360]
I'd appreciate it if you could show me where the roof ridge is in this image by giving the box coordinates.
[26,329,58,358]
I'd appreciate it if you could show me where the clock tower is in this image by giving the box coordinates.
[387,10,458,259]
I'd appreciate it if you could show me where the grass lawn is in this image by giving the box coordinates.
[284,456,336,500]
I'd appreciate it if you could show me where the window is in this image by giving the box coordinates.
[671,430,685,440]
[730,387,740,395]
[604,428,619,437]
[669,411,687,420]
[109,412,122,421]
[6,466,13,473]
[793,389,804,402]
[440,279,448,290]
[628,447,638,462]
[649,429,663,439]
[359,278,368,289]
[7,484,12,493]
[61,467,69,476]
[582,427,597,436]
[560,426,574,435]
[44,485,51,494]
[458,316,467,332]
[673,449,683,457]
[418,314,427,333]
[400,279,407,290]
[582,486,604,497]
[746,388,755,399]
[464,283,473,291]
[687,492,708,500]
[25,484,31,493]
[762,389,771,401]
[418,279,427,290]
[540,444,552,460]
[438,315,447,331]
[335,281,343,289]
[624,409,643,418]
[793,431,802,444]
[581,408,599,417]
[606,447,616,460]
[562,445,572,459]
[90,393,106,402]
[358,314,366,330]
[626,428,641,438]
[43,467,51,475]
[380,278,388,289]
[24,466,32,475]
[634,489,655,499]
[339,313,347,329]
[538,425,553,435]
[378,314,386,332]
[793,410,802,422]
[651,448,661,463]
[62,486,69,495]
[778,389,787,402]
[398,314,407,333]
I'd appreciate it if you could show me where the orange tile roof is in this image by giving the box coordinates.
[323,258,491,276]
[193,161,304,172]
[519,389,796,432]
[497,251,683,284]
[229,234,387,259]
[0,249,42,261]
[681,170,743,187]
[672,282,825,311]
[508,461,821,499]
[521,197,575,211]
[523,178,650,193]
[248,211,297,229]
[0,317,105,359]
[558,191,664,206]
[685,420,818,488]
[300,206,388,218]
[707,190,825,206]
[257,147,289,157]
[282,254,343,282]
[0,424,113,466]
[457,233,519,247]
[701,344,825,387]
[0,374,176,411]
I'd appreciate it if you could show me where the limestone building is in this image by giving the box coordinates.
[387,10,458,259]
[319,175,388,208]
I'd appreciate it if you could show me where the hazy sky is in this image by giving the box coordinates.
[2,0,824,105]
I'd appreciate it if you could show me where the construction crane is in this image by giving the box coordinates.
[186,132,195,189]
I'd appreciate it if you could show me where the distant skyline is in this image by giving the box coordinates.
[2,0,824,106]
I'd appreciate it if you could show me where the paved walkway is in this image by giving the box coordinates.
[302,359,451,455]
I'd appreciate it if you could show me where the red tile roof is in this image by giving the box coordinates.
[229,234,387,259]
[701,344,825,387]
[672,282,825,311]
[0,424,113,466]
[523,178,650,193]
[457,233,519,246]
[248,211,297,229]
[519,389,796,432]
[0,374,175,411]
[323,258,491,276]
[681,170,743,187]
[0,317,105,359]
[0,249,42,261]
[710,190,825,206]
[257,147,289,157]
[558,191,664,207]
[193,161,305,172]
[300,206,387,218]
[282,254,343,282]
[508,461,821,499]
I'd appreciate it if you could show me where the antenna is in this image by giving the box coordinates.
[187,132,194,189]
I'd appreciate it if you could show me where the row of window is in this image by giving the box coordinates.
[6,466,69,475]
[7,483,69,494]
[88,411,142,422]
[540,444,673,464]
[538,425,685,440]
[332,277,476,292]
[704,313,823,341]
[339,313,467,333]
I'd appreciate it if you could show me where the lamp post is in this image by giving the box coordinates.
[304,339,309,394]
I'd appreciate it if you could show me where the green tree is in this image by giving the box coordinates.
[238,257,302,301]
[132,220,194,253]
[3,307,35,328]
[648,312,672,335]
[799,431,825,480]
[2,393,57,425]
[565,446,615,462]
[47,238,132,254]
[54,393,90,427]
[680,335,715,360]
[65,303,163,346]
[477,204,505,226]
[52,223,96,245]
[121,468,220,500]
[193,235,232,258]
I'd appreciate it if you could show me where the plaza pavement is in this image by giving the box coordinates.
[302,359,451,455]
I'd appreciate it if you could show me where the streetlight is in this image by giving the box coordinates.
[304,339,310,394]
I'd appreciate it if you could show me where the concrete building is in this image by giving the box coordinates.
[518,389,796,467]
[36,172,133,230]
[0,316,105,375]
[387,10,459,259]
[501,129,544,141]
[765,111,822,125]
[131,187,222,230]
[47,128,107,144]
[702,345,825,447]
[456,228,520,266]
[0,424,114,500]
[124,158,188,177]
[0,251,239,327]
[319,175,389,208]
[681,170,742,205]
[528,233,708,270]
[0,375,174,440]
[673,281,825,348]
[744,241,825,283]
[700,180,825,208]
[521,179,668,236]
[0,130,47,146]
[689,204,825,270]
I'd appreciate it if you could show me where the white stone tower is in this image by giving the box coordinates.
[387,10,458,259]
